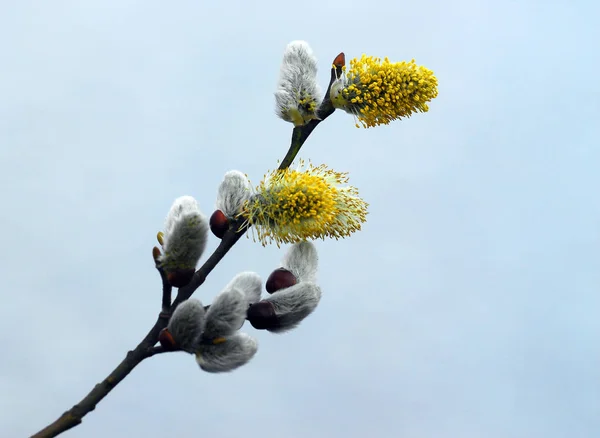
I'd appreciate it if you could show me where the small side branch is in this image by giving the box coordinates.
[152,246,173,313]
[159,268,172,313]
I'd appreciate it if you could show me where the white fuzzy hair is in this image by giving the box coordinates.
[159,196,208,271]
[216,170,253,219]
[281,241,318,283]
[274,41,322,126]
[265,282,322,333]
[168,298,205,353]
[196,333,258,373]
[225,271,262,305]
[203,287,247,339]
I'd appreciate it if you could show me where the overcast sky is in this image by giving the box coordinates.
[1,1,599,437]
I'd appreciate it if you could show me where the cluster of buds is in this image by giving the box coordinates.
[247,241,321,332]
[160,272,261,372]
[158,242,321,372]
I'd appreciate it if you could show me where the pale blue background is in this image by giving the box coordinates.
[1,1,598,437]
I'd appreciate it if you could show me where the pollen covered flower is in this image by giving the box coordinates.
[275,41,322,127]
[242,162,368,246]
[330,55,438,128]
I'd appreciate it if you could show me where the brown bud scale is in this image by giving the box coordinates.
[247,301,280,330]
[210,210,229,239]
[167,269,196,288]
[158,328,177,350]
[333,52,346,67]
[266,268,297,294]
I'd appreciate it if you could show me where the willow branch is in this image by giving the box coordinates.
[31,52,344,438]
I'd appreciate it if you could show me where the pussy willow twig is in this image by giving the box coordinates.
[31,54,344,438]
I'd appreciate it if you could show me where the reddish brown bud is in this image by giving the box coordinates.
[152,246,162,261]
[266,268,297,294]
[209,210,229,239]
[333,52,345,67]
[166,269,196,288]
[158,328,177,350]
[247,301,279,330]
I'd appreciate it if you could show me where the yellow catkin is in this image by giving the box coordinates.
[336,55,438,128]
[242,162,368,246]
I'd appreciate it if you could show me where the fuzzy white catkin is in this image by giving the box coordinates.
[168,299,205,352]
[281,241,318,283]
[265,282,322,333]
[275,41,321,126]
[203,287,247,339]
[195,333,258,373]
[225,271,262,305]
[159,196,209,270]
[216,170,252,219]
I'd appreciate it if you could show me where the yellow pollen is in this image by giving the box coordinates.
[336,54,438,128]
[242,162,368,246]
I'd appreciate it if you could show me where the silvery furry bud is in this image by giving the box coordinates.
[216,170,252,220]
[225,271,262,305]
[264,282,321,333]
[167,299,205,352]
[195,333,258,373]
[281,241,318,283]
[159,196,209,274]
[275,41,322,127]
[203,288,247,339]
